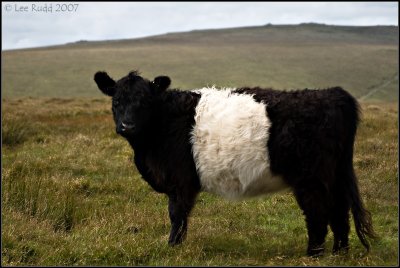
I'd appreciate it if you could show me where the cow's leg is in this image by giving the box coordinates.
[167,190,197,246]
[294,184,330,257]
[329,177,351,254]
[330,198,350,254]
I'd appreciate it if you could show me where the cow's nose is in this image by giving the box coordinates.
[116,122,135,135]
[122,122,135,131]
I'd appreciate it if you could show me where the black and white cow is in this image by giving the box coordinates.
[94,70,375,256]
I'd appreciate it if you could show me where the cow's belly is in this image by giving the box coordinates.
[190,88,287,200]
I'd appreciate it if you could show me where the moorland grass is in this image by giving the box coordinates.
[2,24,398,101]
[1,23,398,266]
[1,98,398,266]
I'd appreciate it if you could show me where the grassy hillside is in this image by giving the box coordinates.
[2,23,398,101]
[1,98,398,266]
[1,23,399,266]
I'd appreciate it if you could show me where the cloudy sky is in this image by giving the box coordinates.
[2,2,398,50]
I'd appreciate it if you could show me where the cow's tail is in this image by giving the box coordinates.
[339,90,377,251]
[349,174,376,251]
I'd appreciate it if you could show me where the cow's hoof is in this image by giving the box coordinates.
[307,246,325,258]
[168,238,183,247]
[333,245,349,255]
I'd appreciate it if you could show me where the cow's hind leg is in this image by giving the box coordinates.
[167,190,198,246]
[294,183,330,257]
[330,167,352,254]
[329,188,350,254]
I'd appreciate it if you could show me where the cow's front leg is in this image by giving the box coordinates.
[168,192,197,246]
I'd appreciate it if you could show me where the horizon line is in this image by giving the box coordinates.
[3,22,398,52]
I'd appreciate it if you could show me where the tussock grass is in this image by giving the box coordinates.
[1,116,37,147]
[1,98,398,266]
[3,159,81,232]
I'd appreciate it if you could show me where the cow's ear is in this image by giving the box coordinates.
[94,71,116,96]
[152,76,171,93]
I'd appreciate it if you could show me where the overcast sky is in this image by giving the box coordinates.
[2,2,398,50]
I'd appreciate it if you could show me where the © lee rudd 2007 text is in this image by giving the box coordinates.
[11,3,79,13]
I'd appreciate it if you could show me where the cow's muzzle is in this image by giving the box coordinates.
[116,122,135,135]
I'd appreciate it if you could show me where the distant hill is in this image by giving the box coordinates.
[2,23,398,101]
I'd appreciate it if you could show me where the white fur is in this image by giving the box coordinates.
[190,87,287,200]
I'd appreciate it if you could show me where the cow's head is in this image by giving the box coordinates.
[94,70,171,137]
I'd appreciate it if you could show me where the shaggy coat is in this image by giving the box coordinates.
[94,70,375,256]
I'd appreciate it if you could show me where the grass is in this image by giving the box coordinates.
[1,98,398,266]
[1,23,398,265]
[2,24,398,101]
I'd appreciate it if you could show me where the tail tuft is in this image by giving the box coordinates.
[351,196,377,251]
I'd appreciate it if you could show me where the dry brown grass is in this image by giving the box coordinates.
[1,98,398,266]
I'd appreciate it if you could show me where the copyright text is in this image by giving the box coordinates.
[4,3,79,13]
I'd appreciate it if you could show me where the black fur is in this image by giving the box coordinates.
[94,71,116,96]
[94,71,201,246]
[153,76,171,92]
[234,87,376,255]
[94,71,375,256]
